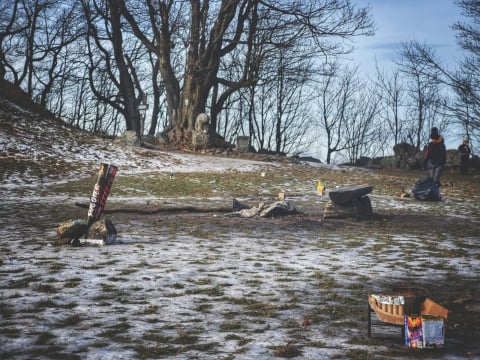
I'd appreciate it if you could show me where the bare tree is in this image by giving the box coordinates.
[0,0,52,94]
[17,0,54,97]
[233,30,315,155]
[453,0,480,108]
[374,65,405,148]
[0,0,29,81]
[1,0,374,154]
[1,0,90,121]
[81,0,147,143]
[395,1,480,146]
[146,51,167,136]
[314,63,360,164]
[451,0,480,146]
[398,41,450,150]
[33,2,85,110]
[119,0,374,147]
[344,84,382,163]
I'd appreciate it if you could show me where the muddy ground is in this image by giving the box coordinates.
[1,176,479,360]
[1,94,479,358]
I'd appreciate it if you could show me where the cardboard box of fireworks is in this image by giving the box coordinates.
[405,298,448,348]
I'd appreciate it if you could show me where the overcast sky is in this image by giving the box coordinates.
[349,0,464,77]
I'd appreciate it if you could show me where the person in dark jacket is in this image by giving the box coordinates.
[424,127,446,185]
[458,138,471,175]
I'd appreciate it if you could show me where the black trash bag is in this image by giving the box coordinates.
[412,176,441,201]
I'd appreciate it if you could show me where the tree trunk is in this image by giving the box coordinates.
[109,0,141,143]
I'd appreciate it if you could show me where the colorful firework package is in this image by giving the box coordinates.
[85,163,118,237]
[405,314,445,348]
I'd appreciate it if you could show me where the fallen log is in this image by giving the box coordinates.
[74,202,232,214]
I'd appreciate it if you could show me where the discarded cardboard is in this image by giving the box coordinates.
[368,295,447,326]
[405,315,446,348]
[317,180,325,195]
[421,316,445,348]
[420,297,448,318]
[369,293,448,348]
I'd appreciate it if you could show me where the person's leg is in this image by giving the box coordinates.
[464,159,469,175]
[433,165,443,185]
[427,161,435,178]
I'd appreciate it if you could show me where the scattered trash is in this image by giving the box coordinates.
[86,218,117,244]
[405,314,446,348]
[0,204,16,215]
[0,204,11,212]
[301,316,310,329]
[79,238,106,246]
[400,188,411,198]
[56,219,88,243]
[232,198,250,212]
[56,218,117,246]
[231,198,299,218]
[412,176,441,201]
[368,292,448,349]
[370,294,405,305]
[56,163,118,246]
[317,180,325,195]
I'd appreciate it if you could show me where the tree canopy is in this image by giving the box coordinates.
[1,0,374,151]
[1,0,478,163]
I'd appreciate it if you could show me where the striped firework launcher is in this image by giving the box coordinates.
[85,163,118,238]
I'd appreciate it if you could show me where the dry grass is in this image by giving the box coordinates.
[1,96,480,358]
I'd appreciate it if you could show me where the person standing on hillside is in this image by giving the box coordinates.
[424,127,447,185]
[458,138,471,175]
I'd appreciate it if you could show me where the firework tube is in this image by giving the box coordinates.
[96,164,117,220]
[85,163,117,238]
[86,163,108,227]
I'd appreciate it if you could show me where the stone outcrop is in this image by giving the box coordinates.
[328,185,373,205]
[324,185,373,219]
[56,218,117,246]
[356,142,479,172]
